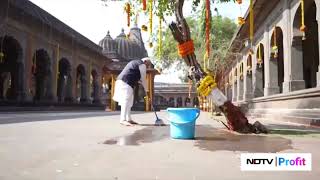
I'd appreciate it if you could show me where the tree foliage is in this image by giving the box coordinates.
[101,0,237,81]
[153,5,236,81]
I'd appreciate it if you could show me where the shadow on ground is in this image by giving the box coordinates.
[103,125,293,153]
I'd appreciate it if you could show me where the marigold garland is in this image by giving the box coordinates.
[177,40,195,57]
[158,17,163,58]
[124,3,131,27]
[205,0,211,58]
[149,0,153,36]
[142,0,146,11]
[300,0,306,40]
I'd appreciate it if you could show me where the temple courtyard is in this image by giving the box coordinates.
[0,111,319,179]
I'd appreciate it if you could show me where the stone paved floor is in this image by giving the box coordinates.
[0,111,319,180]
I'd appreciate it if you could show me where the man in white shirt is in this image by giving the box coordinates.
[112,57,151,126]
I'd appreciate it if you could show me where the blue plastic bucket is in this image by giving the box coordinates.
[167,108,200,139]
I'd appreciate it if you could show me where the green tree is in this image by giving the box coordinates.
[153,10,236,80]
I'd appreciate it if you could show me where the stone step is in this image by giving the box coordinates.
[247,112,320,126]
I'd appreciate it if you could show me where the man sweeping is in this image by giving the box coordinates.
[113,57,152,126]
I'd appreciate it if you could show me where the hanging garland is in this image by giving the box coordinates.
[236,0,245,26]
[149,0,153,35]
[205,0,211,58]
[249,0,254,41]
[158,17,163,58]
[148,0,153,48]
[272,26,278,58]
[257,44,263,68]
[300,0,306,40]
[142,0,147,11]
[124,2,131,27]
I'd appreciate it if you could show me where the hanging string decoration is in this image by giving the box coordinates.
[148,0,153,48]
[205,0,211,59]
[257,44,263,68]
[158,17,163,59]
[249,0,254,41]
[272,26,278,59]
[149,0,153,35]
[125,2,131,27]
[300,0,306,40]
[236,0,245,26]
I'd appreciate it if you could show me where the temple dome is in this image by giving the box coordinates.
[100,28,148,61]
[99,31,116,54]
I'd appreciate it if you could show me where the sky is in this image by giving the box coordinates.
[28,0,249,83]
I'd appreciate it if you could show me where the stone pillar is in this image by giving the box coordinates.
[92,74,101,104]
[65,73,73,102]
[264,29,280,96]
[54,44,60,102]
[46,60,56,102]
[316,3,320,87]
[16,40,27,102]
[232,81,237,102]
[283,36,305,91]
[57,75,65,102]
[252,50,260,97]
[110,74,116,111]
[80,75,88,103]
[237,63,243,101]
[182,96,185,107]
[243,58,253,101]
[25,35,33,102]
[232,68,237,102]
[72,67,77,102]
[173,97,177,107]
[16,61,27,102]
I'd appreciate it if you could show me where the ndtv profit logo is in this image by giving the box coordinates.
[241,153,312,171]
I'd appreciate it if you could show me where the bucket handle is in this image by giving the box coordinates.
[169,109,200,125]
[195,108,200,120]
